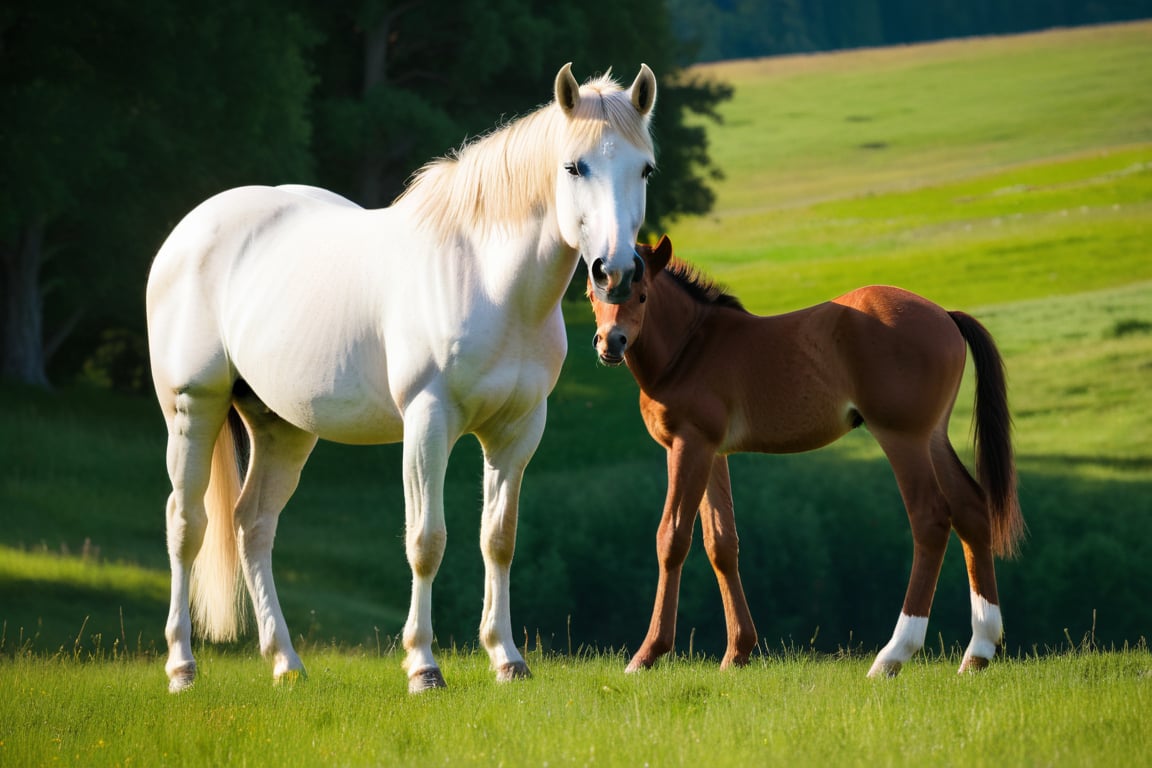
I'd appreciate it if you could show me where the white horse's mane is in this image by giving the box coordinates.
[397,73,655,239]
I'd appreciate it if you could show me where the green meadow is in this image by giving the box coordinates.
[2,21,1151,766]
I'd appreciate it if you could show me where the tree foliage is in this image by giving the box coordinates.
[668,0,1152,63]
[0,0,730,386]
[1,0,315,386]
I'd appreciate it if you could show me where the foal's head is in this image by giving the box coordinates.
[588,235,673,366]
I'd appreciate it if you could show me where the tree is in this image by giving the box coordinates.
[1,0,730,386]
[0,0,315,387]
[307,0,731,228]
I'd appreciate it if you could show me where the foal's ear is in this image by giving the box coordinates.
[555,62,580,116]
[649,234,673,273]
[630,64,657,116]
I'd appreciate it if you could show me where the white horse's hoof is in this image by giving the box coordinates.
[167,662,196,693]
[496,660,532,682]
[867,659,902,678]
[958,655,991,673]
[275,667,307,686]
[408,667,447,693]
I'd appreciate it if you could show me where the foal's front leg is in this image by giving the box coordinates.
[627,436,715,672]
[699,456,758,668]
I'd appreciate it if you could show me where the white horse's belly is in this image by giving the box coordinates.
[233,341,404,445]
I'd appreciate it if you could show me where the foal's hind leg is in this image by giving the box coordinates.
[935,440,1003,673]
[231,398,318,683]
[627,435,714,672]
[868,433,951,678]
[699,456,758,668]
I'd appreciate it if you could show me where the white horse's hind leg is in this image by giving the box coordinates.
[400,394,453,692]
[161,390,232,692]
[477,407,547,682]
[232,399,318,683]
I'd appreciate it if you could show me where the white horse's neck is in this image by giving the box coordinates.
[394,106,579,323]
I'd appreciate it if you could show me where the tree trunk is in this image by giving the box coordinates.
[0,220,51,388]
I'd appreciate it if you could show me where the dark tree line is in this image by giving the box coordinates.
[0,0,732,387]
[668,0,1152,63]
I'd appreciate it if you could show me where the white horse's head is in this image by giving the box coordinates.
[553,63,657,304]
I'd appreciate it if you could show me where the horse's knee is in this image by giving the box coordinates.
[407,528,447,577]
[703,530,740,573]
[481,521,517,567]
[656,524,692,568]
[951,500,993,551]
[910,509,951,551]
[166,494,207,560]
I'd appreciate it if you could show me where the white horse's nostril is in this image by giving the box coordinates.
[591,258,609,288]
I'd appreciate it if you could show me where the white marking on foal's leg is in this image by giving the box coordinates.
[868,613,928,678]
[959,590,1002,673]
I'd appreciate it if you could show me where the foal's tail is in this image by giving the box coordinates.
[950,311,1025,559]
[190,408,249,642]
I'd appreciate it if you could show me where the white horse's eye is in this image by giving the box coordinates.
[642,163,655,180]
[564,161,589,178]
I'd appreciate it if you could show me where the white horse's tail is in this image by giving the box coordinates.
[190,409,248,642]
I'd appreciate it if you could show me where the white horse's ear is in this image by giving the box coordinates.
[555,62,580,116]
[630,64,657,116]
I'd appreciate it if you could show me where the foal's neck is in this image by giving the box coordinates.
[627,276,710,392]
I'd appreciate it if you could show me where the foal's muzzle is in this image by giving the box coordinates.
[590,253,645,304]
[593,328,628,366]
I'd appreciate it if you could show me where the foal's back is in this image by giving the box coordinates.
[676,285,968,454]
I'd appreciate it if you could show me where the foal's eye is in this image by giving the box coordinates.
[642,163,655,180]
[564,161,588,178]
[639,294,647,304]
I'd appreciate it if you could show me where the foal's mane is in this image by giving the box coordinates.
[662,258,747,312]
[397,72,654,239]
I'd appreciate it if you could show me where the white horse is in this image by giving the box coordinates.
[146,63,657,693]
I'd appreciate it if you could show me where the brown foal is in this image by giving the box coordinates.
[589,236,1024,676]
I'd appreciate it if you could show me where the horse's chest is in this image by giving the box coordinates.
[444,339,563,428]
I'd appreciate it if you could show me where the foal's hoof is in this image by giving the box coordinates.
[625,651,658,674]
[408,666,447,693]
[496,661,532,682]
[719,653,751,670]
[866,659,902,679]
[167,662,196,693]
[958,655,991,674]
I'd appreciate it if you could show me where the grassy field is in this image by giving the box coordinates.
[2,646,1149,766]
[1,21,1151,766]
[673,21,1152,312]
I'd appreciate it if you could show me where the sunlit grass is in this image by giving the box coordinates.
[1,25,1150,767]
[1,646,1148,766]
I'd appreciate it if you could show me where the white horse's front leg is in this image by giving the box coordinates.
[401,396,453,692]
[477,407,546,683]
